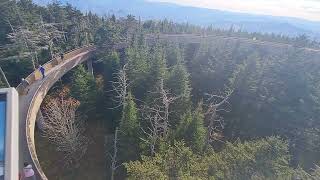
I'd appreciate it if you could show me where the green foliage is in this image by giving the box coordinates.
[95,19,121,49]
[167,63,191,98]
[125,155,168,180]
[71,65,97,115]
[165,44,183,67]
[175,112,192,140]
[147,43,167,91]
[189,103,206,152]
[176,102,206,152]
[126,44,150,99]
[126,137,294,180]
[119,92,140,161]
[2,0,320,178]
[125,141,200,180]
[120,92,139,136]
[210,137,293,179]
[293,165,320,180]
[168,64,191,121]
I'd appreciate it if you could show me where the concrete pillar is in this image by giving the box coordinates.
[36,110,45,132]
[87,59,94,76]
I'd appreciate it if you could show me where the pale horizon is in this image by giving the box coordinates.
[148,0,320,22]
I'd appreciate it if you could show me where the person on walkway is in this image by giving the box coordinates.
[21,78,30,95]
[38,65,45,79]
[22,162,36,180]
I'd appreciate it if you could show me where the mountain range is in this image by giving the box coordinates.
[34,0,320,39]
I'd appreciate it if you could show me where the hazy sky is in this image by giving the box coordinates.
[148,0,320,21]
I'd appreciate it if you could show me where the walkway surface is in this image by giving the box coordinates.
[18,46,95,179]
[147,34,320,53]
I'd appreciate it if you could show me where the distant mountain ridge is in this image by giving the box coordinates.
[34,0,320,39]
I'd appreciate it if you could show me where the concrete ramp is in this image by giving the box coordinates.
[17,45,96,180]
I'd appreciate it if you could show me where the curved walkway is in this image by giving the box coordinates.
[147,34,320,53]
[17,45,96,180]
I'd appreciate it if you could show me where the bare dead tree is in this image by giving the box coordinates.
[5,19,64,68]
[140,105,163,156]
[38,16,65,59]
[204,87,233,148]
[157,79,180,135]
[107,128,122,180]
[140,79,179,155]
[105,65,132,178]
[79,16,92,45]
[110,64,129,109]
[0,66,10,87]
[41,94,89,167]
[6,25,42,69]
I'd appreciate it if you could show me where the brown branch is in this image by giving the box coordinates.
[204,87,233,148]
[41,95,89,167]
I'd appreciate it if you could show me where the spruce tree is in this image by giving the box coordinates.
[147,43,167,92]
[119,92,140,161]
[166,44,183,67]
[189,102,206,152]
[71,64,97,115]
[167,61,191,128]
[176,102,206,152]
[126,43,149,99]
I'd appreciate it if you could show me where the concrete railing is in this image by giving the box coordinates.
[17,45,96,180]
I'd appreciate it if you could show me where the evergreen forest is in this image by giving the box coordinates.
[1,1,320,179]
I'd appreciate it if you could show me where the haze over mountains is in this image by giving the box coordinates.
[35,0,320,39]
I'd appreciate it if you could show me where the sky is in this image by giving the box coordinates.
[148,0,320,21]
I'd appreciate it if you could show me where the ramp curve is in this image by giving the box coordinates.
[17,45,96,180]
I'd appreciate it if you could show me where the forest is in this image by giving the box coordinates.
[1,0,320,179]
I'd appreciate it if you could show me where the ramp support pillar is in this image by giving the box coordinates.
[87,59,94,77]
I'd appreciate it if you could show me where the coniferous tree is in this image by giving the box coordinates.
[165,44,183,68]
[147,43,167,93]
[189,102,206,152]
[167,61,191,127]
[101,51,121,127]
[125,137,294,180]
[176,102,206,152]
[71,64,97,115]
[118,92,140,161]
[126,42,149,99]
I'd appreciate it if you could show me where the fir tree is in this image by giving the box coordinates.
[177,102,206,152]
[167,61,192,127]
[118,92,140,161]
[71,64,97,115]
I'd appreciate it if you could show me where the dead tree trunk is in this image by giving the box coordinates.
[0,66,10,87]
[41,95,89,167]
[204,88,233,149]
[110,64,129,109]
[110,128,120,180]
[140,79,179,155]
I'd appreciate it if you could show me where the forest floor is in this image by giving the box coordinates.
[36,120,107,180]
